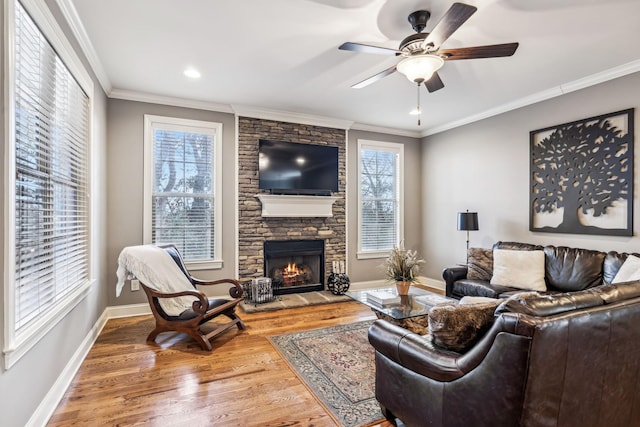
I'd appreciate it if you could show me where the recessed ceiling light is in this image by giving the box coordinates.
[184,68,201,79]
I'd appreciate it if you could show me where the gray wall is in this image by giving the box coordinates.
[421,72,640,280]
[0,1,109,425]
[347,130,423,282]
[107,99,237,306]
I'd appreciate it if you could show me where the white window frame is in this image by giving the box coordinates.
[143,115,223,270]
[3,0,96,369]
[356,139,404,259]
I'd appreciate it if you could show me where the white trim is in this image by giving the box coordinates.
[351,122,421,139]
[234,114,240,279]
[112,89,234,113]
[356,250,389,260]
[105,303,152,319]
[419,276,446,291]
[232,104,354,130]
[4,0,96,370]
[25,308,109,427]
[55,0,111,94]
[356,139,405,257]
[3,0,18,367]
[143,115,224,266]
[4,281,93,369]
[423,59,640,136]
[256,194,339,217]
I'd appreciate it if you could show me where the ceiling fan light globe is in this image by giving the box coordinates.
[397,54,444,83]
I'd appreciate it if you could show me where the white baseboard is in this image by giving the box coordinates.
[105,303,151,318]
[27,309,110,427]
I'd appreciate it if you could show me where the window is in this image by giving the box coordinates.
[357,140,404,259]
[143,115,223,269]
[4,0,94,368]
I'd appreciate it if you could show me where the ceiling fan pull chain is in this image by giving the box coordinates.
[417,82,421,126]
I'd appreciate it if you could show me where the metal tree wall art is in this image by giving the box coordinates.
[530,109,634,236]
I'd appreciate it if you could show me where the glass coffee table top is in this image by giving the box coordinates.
[346,286,455,320]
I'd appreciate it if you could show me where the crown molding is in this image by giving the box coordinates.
[422,59,640,137]
[110,89,234,113]
[55,0,112,94]
[350,122,422,139]
[232,105,354,130]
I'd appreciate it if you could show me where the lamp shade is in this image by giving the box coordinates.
[457,211,479,231]
[396,54,444,83]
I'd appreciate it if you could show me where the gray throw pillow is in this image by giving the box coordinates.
[467,247,493,281]
[428,300,501,352]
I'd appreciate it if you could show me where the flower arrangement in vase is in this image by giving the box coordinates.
[383,242,424,295]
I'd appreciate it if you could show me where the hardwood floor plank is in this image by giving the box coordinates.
[48,300,395,426]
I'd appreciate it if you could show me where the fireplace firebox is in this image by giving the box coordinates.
[264,240,324,294]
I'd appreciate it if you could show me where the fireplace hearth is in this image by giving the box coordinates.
[264,240,324,294]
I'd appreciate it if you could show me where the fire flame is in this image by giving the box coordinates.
[284,262,300,276]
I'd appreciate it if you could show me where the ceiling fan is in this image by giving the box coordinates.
[339,2,519,93]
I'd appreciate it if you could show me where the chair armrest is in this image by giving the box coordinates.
[442,266,468,297]
[192,278,244,299]
[368,314,535,382]
[142,285,210,315]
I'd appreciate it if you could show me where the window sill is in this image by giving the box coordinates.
[3,278,93,369]
[186,259,223,271]
[356,251,389,260]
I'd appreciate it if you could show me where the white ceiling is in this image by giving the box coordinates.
[64,0,640,136]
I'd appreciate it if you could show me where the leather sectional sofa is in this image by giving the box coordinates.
[368,279,640,426]
[442,241,639,299]
[367,242,640,426]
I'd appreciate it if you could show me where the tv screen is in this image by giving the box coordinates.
[259,140,338,195]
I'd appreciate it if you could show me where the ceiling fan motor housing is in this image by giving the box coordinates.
[408,10,430,33]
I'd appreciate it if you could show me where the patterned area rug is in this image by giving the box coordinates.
[269,320,383,427]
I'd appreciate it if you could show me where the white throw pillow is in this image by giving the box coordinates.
[612,255,640,283]
[490,249,547,291]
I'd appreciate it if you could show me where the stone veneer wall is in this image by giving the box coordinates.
[238,117,347,285]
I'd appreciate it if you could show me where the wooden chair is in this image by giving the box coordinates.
[140,244,245,351]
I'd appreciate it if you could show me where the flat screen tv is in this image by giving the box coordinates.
[259,139,338,195]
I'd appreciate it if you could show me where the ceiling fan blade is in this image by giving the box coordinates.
[424,72,445,93]
[423,3,477,50]
[339,42,399,56]
[439,42,519,60]
[351,65,397,89]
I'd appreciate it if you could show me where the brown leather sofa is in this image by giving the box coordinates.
[368,280,640,427]
[442,241,639,299]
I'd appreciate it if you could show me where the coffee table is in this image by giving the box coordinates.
[347,286,455,334]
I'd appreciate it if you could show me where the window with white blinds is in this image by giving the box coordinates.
[357,140,404,258]
[12,1,90,332]
[143,116,222,268]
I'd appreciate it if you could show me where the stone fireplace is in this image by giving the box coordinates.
[237,117,346,292]
[264,240,324,294]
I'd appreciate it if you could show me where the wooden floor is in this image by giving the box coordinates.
[48,300,396,427]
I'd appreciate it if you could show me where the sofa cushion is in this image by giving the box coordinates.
[612,255,640,283]
[544,246,605,292]
[428,300,501,352]
[452,279,519,299]
[467,248,493,281]
[592,281,640,304]
[498,289,604,317]
[490,249,547,291]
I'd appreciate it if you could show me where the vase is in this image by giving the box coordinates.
[395,281,411,296]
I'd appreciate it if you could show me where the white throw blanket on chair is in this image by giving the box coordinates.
[116,245,198,316]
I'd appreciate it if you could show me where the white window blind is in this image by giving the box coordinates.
[144,116,222,265]
[13,1,90,331]
[358,141,403,256]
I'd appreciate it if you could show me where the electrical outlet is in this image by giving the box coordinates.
[131,279,140,291]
